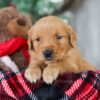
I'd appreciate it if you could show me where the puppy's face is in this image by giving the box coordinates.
[29,16,77,63]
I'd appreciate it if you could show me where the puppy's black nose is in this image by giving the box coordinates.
[43,49,53,59]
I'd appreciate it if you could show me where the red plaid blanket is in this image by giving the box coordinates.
[0,70,100,100]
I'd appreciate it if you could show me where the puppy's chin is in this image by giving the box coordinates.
[44,56,64,64]
[44,58,55,63]
[37,51,67,64]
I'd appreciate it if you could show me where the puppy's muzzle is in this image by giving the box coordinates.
[43,49,53,60]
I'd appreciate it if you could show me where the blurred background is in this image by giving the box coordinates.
[0,0,100,69]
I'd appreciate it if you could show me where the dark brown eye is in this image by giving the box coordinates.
[56,34,62,40]
[36,37,40,41]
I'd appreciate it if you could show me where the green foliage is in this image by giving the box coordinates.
[0,0,11,8]
[33,0,64,15]
[12,0,34,13]
[0,0,73,23]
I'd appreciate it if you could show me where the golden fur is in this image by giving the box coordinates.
[25,16,96,84]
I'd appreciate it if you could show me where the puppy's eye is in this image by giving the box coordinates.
[36,37,40,42]
[56,34,62,40]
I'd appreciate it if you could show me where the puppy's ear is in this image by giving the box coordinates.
[28,28,34,51]
[68,26,77,47]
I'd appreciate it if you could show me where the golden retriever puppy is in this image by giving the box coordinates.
[25,16,96,84]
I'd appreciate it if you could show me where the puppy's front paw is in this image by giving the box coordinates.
[25,67,41,83]
[43,67,59,84]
